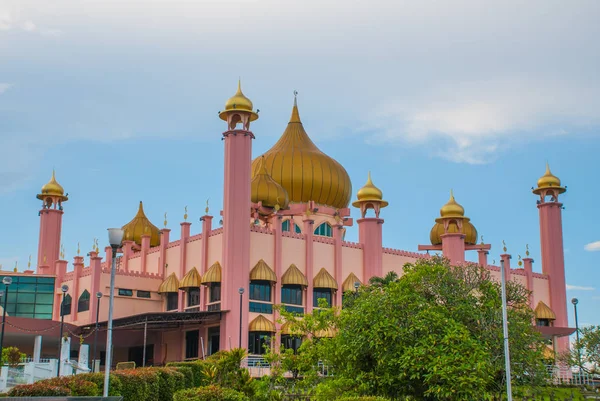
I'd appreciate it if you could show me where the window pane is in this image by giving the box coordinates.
[118,289,133,297]
[35,293,54,304]
[167,293,178,311]
[35,304,53,314]
[188,288,200,306]
[18,293,36,303]
[137,290,151,299]
[17,304,35,313]
[250,281,271,302]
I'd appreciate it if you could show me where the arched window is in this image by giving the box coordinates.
[61,294,72,316]
[282,220,302,234]
[314,223,333,237]
[77,290,90,312]
[313,288,333,307]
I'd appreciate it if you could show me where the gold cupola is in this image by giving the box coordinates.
[352,172,388,218]
[37,170,68,201]
[430,191,478,246]
[251,95,352,210]
[219,80,258,122]
[533,163,566,195]
[121,201,161,247]
[251,156,290,210]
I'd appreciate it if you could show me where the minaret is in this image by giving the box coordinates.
[532,163,568,353]
[352,172,388,281]
[36,170,68,274]
[218,80,258,350]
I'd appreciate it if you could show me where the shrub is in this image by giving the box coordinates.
[43,376,98,396]
[77,372,123,396]
[146,367,186,401]
[8,383,71,397]
[166,360,208,386]
[2,347,25,367]
[113,369,157,401]
[168,365,194,388]
[336,397,391,401]
[173,385,249,401]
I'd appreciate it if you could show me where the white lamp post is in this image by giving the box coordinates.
[104,228,124,397]
[500,259,512,401]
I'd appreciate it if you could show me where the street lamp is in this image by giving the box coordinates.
[238,287,244,349]
[353,281,360,293]
[571,298,581,369]
[499,259,512,401]
[92,292,103,373]
[57,284,69,377]
[104,228,124,397]
[0,277,13,366]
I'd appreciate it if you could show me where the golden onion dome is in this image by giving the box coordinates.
[219,80,258,121]
[251,156,289,209]
[439,190,464,218]
[37,170,68,201]
[249,315,276,332]
[121,201,161,247]
[352,172,388,209]
[534,301,556,320]
[533,163,566,194]
[251,97,352,210]
[430,220,478,246]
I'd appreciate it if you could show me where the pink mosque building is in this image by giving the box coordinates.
[16,82,572,366]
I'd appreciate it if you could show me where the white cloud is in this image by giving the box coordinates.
[0,83,11,94]
[584,241,600,252]
[566,284,595,291]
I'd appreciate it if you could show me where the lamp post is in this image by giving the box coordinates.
[104,228,124,397]
[92,292,103,373]
[500,259,512,401]
[354,281,360,294]
[0,277,13,367]
[238,287,244,349]
[57,284,69,377]
[571,298,581,369]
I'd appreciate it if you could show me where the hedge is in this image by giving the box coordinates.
[77,372,123,396]
[336,397,391,401]
[7,383,71,397]
[174,385,249,401]
[166,360,208,387]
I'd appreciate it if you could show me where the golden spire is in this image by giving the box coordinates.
[518,255,522,267]
[77,242,80,256]
[184,206,188,221]
[503,240,507,253]
[526,244,530,257]
[290,90,301,123]
[205,199,210,214]
[28,255,31,268]
[37,169,68,201]
[14,261,17,272]
[439,190,465,218]
[219,79,258,121]
[60,244,65,259]
[163,212,167,228]
[121,201,161,247]
[533,162,565,194]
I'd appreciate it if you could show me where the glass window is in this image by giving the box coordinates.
[166,293,178,311]
[313,223,333,237]
[282,220,301,233]
[61,294,72,316]
[36,293,54,304]
[282,220,291,232]
[281,335,302,353]
[209,284,221,303]
[282,305,304,315]
[188,288,200,307]
[78,290,90,312]
[249,302,273,314]
[207,303,221,312]
[313,288,332,307]
[281,285,303,305]
[137,290,151,299]
[185,330,199,359]
[17,304,35,314]
[249,332,271,355]
[250,281,271,302]
[17,293,36,303]
[118,289,133,297]
[536,319,550,327]
[0,275,55,320]
[35,304,53,314]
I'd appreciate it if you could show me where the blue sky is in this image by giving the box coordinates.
[0,0,599,328]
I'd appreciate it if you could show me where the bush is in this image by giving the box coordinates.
[173,385,249,401]
[336,397,391,401]
[42,376,98,396]
[166,360,208,386]
[8,383,71,397]
[113,369,160,401]
[77,372,123,396]
[2,347,25,367]
[147,367,186,401]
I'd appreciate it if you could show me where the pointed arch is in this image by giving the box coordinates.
[77,290,90,312]
[314,222,333,237]
[62,294,72,316]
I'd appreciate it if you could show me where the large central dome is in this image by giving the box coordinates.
[251,99,352,209]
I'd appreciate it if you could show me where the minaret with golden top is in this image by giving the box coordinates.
[36,170,68,273]
[219,80,258,349]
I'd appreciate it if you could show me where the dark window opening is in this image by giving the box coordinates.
[77,290,90,312]
[313,288,332,307]
[314,223,333,237]
[187,288,200,307]
[166,293,178,311]
[250,281,272,302]
[249,332,271,355]
[185,330,199,359]
[137,290,151,299]
[208,326,220,356]
[249,302,273,314]
[281,285,303,305]
[281,334,302,353]
[209,284,221,303]
[536,318,551,327]
[207,303,221,312]
[61,294,72,316]
[118,289,133,297]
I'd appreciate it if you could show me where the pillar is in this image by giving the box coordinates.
[89,250,103,323]
[200,216,213,311]
[523,258,534,309]
[477,249,488,267]
[303,217,315,313]
[358,218,383,282]
[272,216,283,343]
[179,222,191,311]
[71,256,84,320]
[500,253,511,283]
[33,336,42,363]
[333,224,344,307]
[141,234,150,274]
[159,229,170,277]
[53,260,68,320]
[121,240,134,272]
[440,233,465,265]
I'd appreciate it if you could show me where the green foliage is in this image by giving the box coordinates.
[112,368,160,401]
[336,397,392,401]
[166,360,208,386]
[1,346,25,367]
[570,325,600,373]
[76,372,122,396]
[173,385,249,401]
[41,376,99,396]
[7,383,71,397]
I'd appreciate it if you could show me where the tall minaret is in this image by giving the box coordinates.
[218,81,258,350]
[533,163,569,353]
[36,170,68,274]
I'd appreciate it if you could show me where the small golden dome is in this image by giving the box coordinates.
[533,163,566,194]
[158,272,180,294]
[430,220,478,246]
[250,259,277,282]
[201,262,222,284]
[439,190,464,218]
[313,268,338,290]
[534,301,556,320]
[219,80,258,121]
[352,172,389,208]
[121,202,161,247]
[251,157,290,209]
[281,264,308,287]
[249,315,276,332]
[37,170,68,201]
[251,97,352,210]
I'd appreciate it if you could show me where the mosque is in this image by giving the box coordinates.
[10,82,572,367]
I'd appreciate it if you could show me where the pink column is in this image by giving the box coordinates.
[37,208,64,274]
[53,259,68,320]
[121,241,134,272]
[200,216,213,311]
[220,129,253,350]
[538,201,568,352]
[303,218,315,313]
[179,222,191,311]
[273,216,283,340]
[71,256,84,320]
[477,249,488,267]
[500,254,512,283]
[358,218,383,282]
[159,229,170,277]
[141,234,150,274]
[89,250,103,323]
[440,233,465,265]
[523,258,534,309]
[333,224,343,307]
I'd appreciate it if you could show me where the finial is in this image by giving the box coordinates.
[77,242,80,256]
[184,206,188,221]
[14,261,17,272]
[449,189,455,201]
[43,254,47,264]
[237,78,242,93]
[290,91,301,123]
[480,235,484,245]
[164,212,168,228]
[526,244,530,257]
[28,255,31,268]
[94,239,99,253]
[367,171,373,184]
[294,90,298,107]
[274,197,281,212]
[493,259,496,265]
[545,161,551,174]
[79,335,84,345]
[502,240,507,253]
[518,255,522,267]
[60,244,65,259]
[205,199,210,214]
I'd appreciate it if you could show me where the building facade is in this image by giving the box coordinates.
[15,82,572,366]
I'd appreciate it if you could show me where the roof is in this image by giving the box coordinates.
[201,262,222,284]
[250,259,277,282]
[281,264,308,286]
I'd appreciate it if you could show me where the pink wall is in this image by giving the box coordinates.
[281,237,306,275]
[185,240,202,273]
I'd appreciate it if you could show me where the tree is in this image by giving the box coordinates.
[571,325,600,374]
[2,347,25,367]
[324,257,546,400]
[368,271,399,287]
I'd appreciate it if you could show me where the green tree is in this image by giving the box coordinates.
[368,271,399,287]
[2,346,25,367]
[571,325,600,373]
[326,257,546,400]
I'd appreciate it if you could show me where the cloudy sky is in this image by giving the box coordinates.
[1,0,599,326]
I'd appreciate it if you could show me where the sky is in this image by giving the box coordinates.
[0,0,599,328]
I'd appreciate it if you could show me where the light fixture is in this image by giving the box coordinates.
[107,228,125,248]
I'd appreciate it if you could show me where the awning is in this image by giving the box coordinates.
[158,272,180,294]
[281,264,308,287]
[179,267,201,289]
[534,301,556,320]
[313,268,337,290]
[201,262,222,284]
[250,259,277,282]
[342,272,362,292]
[249,315,275,332]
